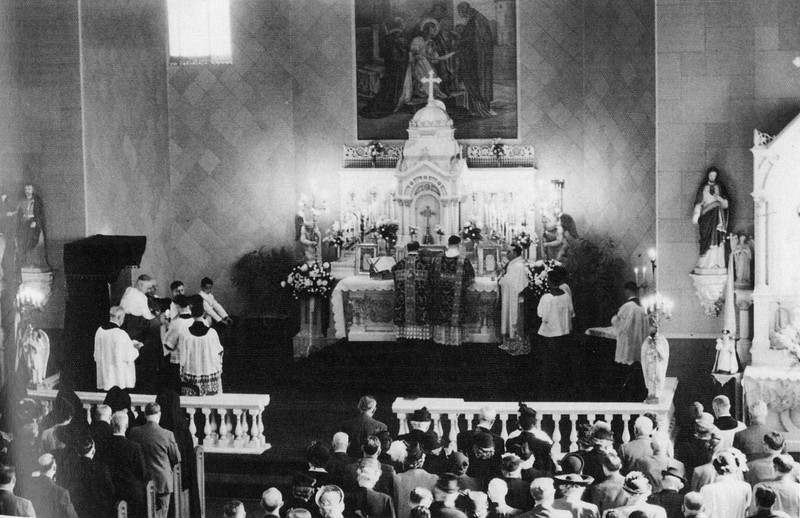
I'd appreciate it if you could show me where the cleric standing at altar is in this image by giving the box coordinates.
[392,241,432,341]
[94,306,142,391]
[611,282,649,369]
[498,245,530,356]
[431,236,475,346]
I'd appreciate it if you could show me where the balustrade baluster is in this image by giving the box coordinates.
[498,414,509,441]
[568,414,579,452]
[202,408,215,447]
[257,410,266,447]
[448,413,459,451]
[83,404,91,424]
[397,413,408,435]
[550,414,562,458]
[187,408,198,447]
[240,408,250,447]
[233,409,244,448]
[248,409,259,447]
[432,413,443,439]
[218,408,229,446]
[621,414,631,443]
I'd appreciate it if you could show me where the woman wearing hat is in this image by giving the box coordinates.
[610,472,666,518]
[698,449,751,518]
[552,473,597,517]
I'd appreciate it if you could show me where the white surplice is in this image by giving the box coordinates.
[499,256,528,339]
[94,325,139,390]
[611,298,650,365]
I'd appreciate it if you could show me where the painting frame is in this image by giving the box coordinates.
[355,0,519,141]
[355,243,380,275]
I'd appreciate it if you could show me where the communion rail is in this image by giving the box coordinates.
[393,378,678,459]
[28,388,271,455]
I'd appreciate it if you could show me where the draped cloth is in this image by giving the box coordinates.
[431,254,475,346]
[94,324,139,390]
[392,252,432,340]
[498,257,530,355]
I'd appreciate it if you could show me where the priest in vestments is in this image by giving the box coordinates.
[498,245,530,355]
[392,241,432,340]
[611,282,649,366]
[94,306,142,390]
[119,274,162,393]
[431,236,475,346]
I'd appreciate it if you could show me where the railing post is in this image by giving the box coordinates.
[621,414,632,443]
[568,414,579,452]
[448,413,459,451]
[202,408,214,447]
[551,414,562,458]
[431,413,443,439]
[398,413,408,435]
[186,408,198,447]
[498,413,509,442]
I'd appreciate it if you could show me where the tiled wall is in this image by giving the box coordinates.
[168,0,656,314]
[167,0,295,309]
[656,0,800,335]
[81,0,172,280]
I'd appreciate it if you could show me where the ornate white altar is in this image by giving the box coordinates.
[743,116,800,452]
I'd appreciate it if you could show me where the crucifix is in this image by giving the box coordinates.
[420,205,436,244]
[421,70,441,104]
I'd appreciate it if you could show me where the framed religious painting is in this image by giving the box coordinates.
[477,243,502,277]
[355,243,379,275]
[355,0,518,140]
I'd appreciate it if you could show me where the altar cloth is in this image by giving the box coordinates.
[331,275,499,340]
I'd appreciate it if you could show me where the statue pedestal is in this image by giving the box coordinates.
[19,269,54,306]
[293,297,327,359]
[689,270,727,316]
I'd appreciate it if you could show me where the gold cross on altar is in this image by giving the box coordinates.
[421,70,441,103]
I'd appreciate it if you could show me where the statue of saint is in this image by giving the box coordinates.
[692,167,729,270]
[713,329,738,374]
[298,210,322,264]
[5,184,50,271]
[641,330,669,403]
[541,211,579,261]
[731,233,752,288]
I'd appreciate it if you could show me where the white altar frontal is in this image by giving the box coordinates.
[743,115,800,452]
[329,87,537,344]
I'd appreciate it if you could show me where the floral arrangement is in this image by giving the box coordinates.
[435,224,445,236]
[462,220,482,242]
[377,218,399,247]
[514,231,533,250]
[526,259,561,297]
[281,261,335,299]
[491,139,506,159]
[368,141,385,160]
[409,226,418,237]
[323,221,346,248]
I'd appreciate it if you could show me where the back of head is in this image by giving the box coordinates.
[449,451,469,476]
[623,281,638,294]
[517,403,537,430]
[529,477,554,501]
[307,441,331,468]
[487,478,508,502]
[754,485,777,508]
[0,465,14,486]
[407,241,420,253]
[650,433,670,455]
[479,406,496,423]
[356,458,382,488]
[448,235,461,246]
[764,431,785,452]
[286,509,312,518]
[315,485,344,508]
[633,415,653,438]
[712,450,743,475]
[749,400,768,424]
[77,435,95,457]
[501,453,521,475]
[173,294,190,309]
[200,277,213,289]
[712,395,730,415]
[109,305,125,321]
[190,296,205,318]
[332,431,349,452]
[362,435,381,457]
[358,395,377,413]
[170,280,184,292]
[104,386,132,413]
[409,487,434,508]
[683,492,704,512]
[628,511,647,518]
[94,404,112,422]
[410,506,431,518]
[111,410,129,433]
[144,402,161,419]
[773,454,795,474]
[261,487,283,512]
[37,453,55,474]
[223,500,244,518]
[601,452,622,473]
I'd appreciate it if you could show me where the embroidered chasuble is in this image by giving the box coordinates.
[431,254,475,346]
[392,252,432,339]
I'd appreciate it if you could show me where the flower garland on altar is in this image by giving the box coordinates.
[368,141,385,160]
[514,231,533,250]
[491,139,506,159]
[462,220,482,242]
[281,261,334,299]
[526,259,561,297]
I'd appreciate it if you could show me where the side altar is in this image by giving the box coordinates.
[743,116,800,452]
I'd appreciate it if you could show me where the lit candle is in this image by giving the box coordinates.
[634,267,639,284]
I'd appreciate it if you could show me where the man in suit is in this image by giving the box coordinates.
[89,404,113,457]
[456,406,504,459]
[448,452,480,492]
[128,402,181,518]
[499,454,533,511]
[515,478,571,518]
[58,435,116,518]
[746,432,785,485]
[96,410,147,518]
[339,396,388,458]
[261,487,284,518]
[0,465,36,517]
[326,432,355,488]
[647,466,686,518]
[620,416,654,473]
[343,435,395,495]
[393,442,438,518]
[733,401,774,462]
[23,454,79,518]
[346,458,396,518]
[587,452,628,514]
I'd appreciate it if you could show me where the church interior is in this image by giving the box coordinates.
[1,0,800,516]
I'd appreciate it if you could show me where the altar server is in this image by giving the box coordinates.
[177,301,224,396]
[94,306,142,390]
[611,282,649,366]
[119,274,162,393]
[392,241,432,340]
[536,266,573,393]
[162,294,193,386]
[498,245,530,356]
[431,236,475,346]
